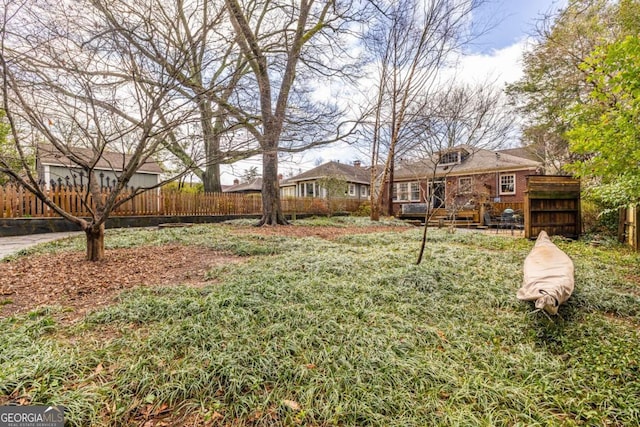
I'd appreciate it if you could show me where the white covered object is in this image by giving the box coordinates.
[517,230,574,315]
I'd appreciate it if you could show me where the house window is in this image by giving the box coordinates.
[458,177,472,194]
[439,151,460,165]
[348,184,356,196]
[392,182,419,202]
[500,174,516,195]
[360,186,369,197]
[281,187,295,197]
[398,182,409,201]
[410,182,420,201]
[301,182,316,197]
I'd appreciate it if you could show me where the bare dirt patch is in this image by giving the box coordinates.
[0,245,239,321]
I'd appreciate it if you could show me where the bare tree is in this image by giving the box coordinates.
[90,0,365,223]
[0,0,193,261]
[224,0,363,225]
[89,0,260,193]
[408,83,514,264]
[364,0,486,220]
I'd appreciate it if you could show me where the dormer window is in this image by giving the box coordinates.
[439,150,461,166]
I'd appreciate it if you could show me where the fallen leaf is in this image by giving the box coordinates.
[282,400,301,411]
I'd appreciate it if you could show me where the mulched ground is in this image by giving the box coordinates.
[0,225,412,321]
[0,245,240,322]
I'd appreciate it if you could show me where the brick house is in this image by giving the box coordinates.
[391,145,543,216]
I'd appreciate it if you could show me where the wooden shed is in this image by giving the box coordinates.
[524,176,581,239]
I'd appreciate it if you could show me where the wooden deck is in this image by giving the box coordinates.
[398,203,525,230]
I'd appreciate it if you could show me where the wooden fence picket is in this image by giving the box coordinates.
[0,184,367,219]
[0,185,6,217]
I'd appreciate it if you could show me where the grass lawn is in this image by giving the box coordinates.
[1,217,640,426]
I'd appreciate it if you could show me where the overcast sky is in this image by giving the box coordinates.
[221,0,568,184]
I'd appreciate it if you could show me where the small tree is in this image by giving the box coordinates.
[410,83,514,264]
[317,174,348,216]
[0,0,193,261]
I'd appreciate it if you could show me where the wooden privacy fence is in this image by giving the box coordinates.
[524,176,581,239]
[0,185,365,218]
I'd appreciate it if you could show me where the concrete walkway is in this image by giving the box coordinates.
[0,232,83,260]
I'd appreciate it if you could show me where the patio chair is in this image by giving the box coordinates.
[483,212,499,229]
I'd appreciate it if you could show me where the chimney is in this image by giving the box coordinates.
[233,178,239,185]
[353,160,361,168]
[278,174,283,181]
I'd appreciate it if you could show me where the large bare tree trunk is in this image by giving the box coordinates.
[257,148,288,225]
[85,224,105,262]
[224,0,339,226]
[202,163,221,193]
[201,101,223,193]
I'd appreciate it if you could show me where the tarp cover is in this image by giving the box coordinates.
[517,230,574,315]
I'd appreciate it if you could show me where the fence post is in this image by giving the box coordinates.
[635,206,640,251]
[0,185,5,218]
[618,207,626,243]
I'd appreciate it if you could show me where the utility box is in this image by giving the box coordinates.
[524,176,581,239]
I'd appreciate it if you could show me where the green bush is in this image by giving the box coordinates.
[581,199,619,237]
[352,200,371,217]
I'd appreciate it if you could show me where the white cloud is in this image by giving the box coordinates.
[451,37,531,86]
[220,38,535,184]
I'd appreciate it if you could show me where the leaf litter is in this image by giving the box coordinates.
[0,245,241,321]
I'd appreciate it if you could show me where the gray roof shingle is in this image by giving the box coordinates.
[37,144,163,174]
[223,178,263,193]
[394,146,541,180]
[281,161,369,185]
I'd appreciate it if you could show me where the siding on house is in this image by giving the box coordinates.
[44,165,159,189]
[37,144,162,190]
[280,161,370,200]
